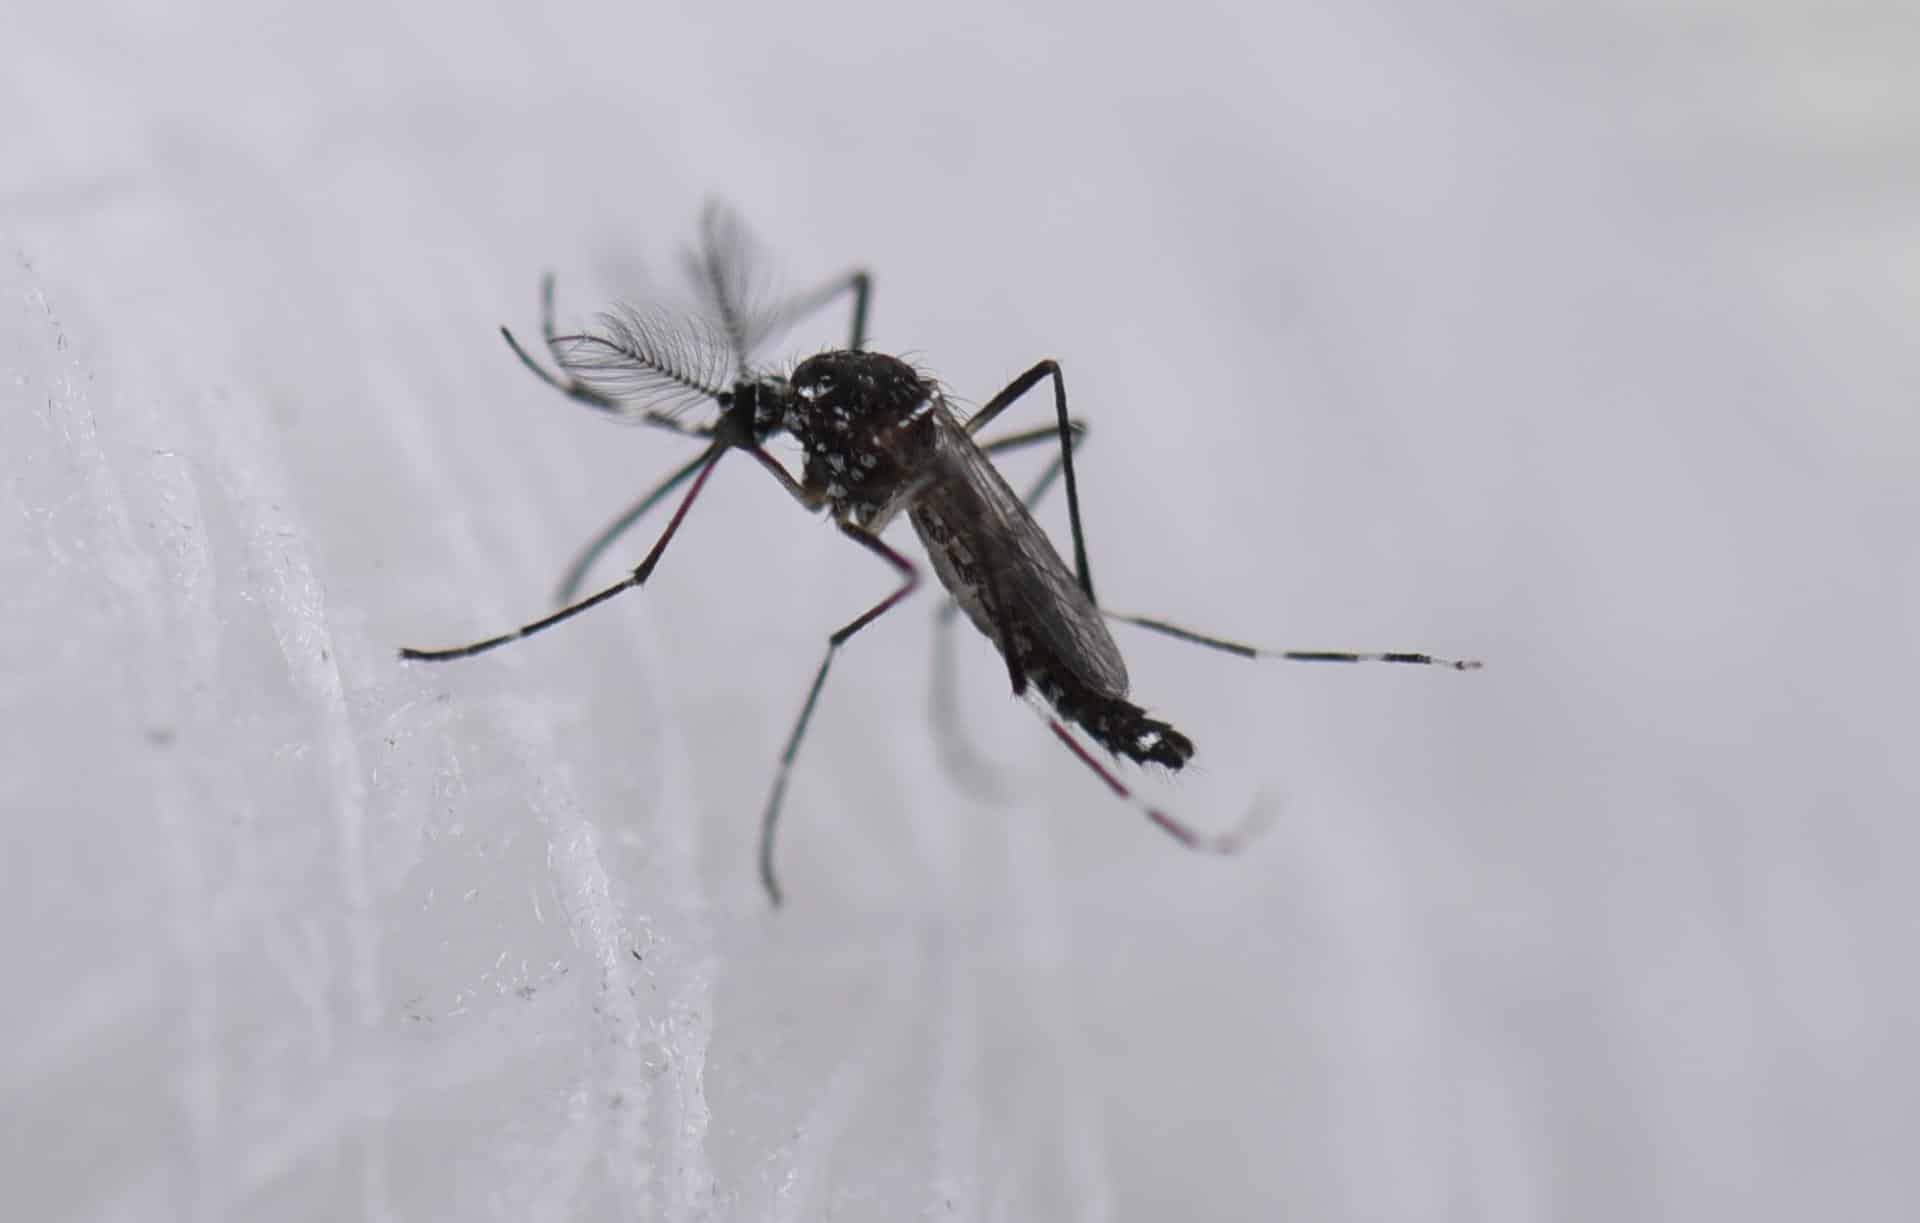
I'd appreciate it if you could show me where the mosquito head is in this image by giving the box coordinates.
[719,375,797,445]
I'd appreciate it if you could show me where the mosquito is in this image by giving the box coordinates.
[400,203,1481,905]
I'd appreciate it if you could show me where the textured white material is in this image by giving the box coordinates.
[6,3,1918,1220]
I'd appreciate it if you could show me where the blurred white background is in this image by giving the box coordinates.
[5,1,1917,1219]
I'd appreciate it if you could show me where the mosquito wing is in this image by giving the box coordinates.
[681,199,803,378]
[683,199,868,374]
[912,411,1130,697]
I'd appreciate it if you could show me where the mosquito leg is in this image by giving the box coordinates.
[759,526,919,907]
[980,421,1090,454]
[927,603,1012,802]
[767,269,873,352]
[1041,705,1273,855]
[957,425,1481,672]
[553,449,711,604]
[962,361,1093,601]
[500,274,712,439]
[966,420,1480,673]
[508,273,617,409]
[1105,613,1483,671]
[844,272,872,352]
[982,419,1088,508]
[399,445,726,662]
[740,443,827,512]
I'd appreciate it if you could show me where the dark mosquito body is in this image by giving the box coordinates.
[401,203,1481,905]
[783,349,1191,771]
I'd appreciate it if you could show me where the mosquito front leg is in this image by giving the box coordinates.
[399,445,726,662]
[553,449,713,604]
[758,525,919,906]
[741,444,827,512]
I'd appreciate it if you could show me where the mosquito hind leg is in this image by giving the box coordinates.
[1039,703,1272,855]
[1105,613,1483,671]
[758,525,919,906]
[967,416,1481,675]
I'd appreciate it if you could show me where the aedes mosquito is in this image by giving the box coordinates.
[400,203,1481,905]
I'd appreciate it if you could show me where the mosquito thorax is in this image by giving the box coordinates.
[784,351,940,515]
[786,352,932,431]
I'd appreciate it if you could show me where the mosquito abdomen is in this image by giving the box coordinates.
[1034,668,1195,770]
